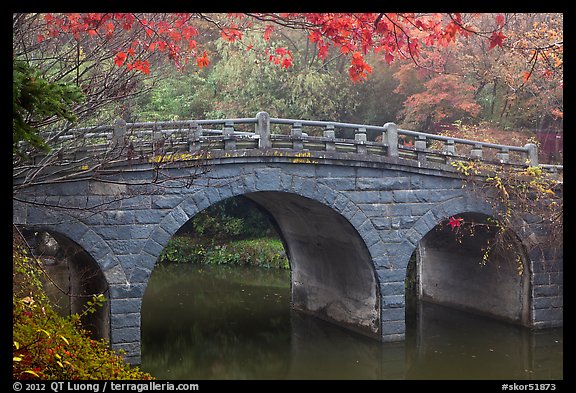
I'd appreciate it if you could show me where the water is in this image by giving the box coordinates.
[140,264,563,380]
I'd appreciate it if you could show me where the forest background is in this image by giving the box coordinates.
[13,13,563,164]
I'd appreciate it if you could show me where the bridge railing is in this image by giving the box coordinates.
[45,111,562,174]
[265,117,542,168]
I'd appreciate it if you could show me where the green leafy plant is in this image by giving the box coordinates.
[13,59,84,157]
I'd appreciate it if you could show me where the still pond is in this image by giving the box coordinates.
[140,264,562,380]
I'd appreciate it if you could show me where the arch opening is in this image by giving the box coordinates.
[409,212,530,326]
[145,190,381,340]
[20,228,111,340]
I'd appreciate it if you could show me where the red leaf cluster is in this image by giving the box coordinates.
[220,26,243,42]
[196,51,210,69]
[348,52,372,83]
[268,47,293,69]
[448,216,464,231]
[38,13,508,80]
[41,13,202,74]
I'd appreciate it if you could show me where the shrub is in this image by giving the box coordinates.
[159,236,289,269]
[13,240,153,380]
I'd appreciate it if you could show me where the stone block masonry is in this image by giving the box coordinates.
[13,152,562,364]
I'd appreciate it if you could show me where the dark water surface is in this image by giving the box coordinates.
[140,264,562,380]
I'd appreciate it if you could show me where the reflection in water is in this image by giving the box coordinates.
[405,302,562,380]
[141,265,562,380]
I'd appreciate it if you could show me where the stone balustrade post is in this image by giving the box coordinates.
[496,148,510,164]
[415,135,427,163]
[414,135,427,150]
[442,139,455,164]
[112,119,127,148]
[355,127,367,154]
[256,111,271,149]
[324,124,336,152]
[152,124,164,155]
[383,122,398,158]
[223,121,236,151]
[524,143,539,166]
[470,144,483,160]
[188,121,202,152]
[443,139,455,155]
[291,122,303,151]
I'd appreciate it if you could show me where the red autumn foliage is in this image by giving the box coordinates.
[400,74,481,129]
[38,13,493,80]
[348,52,373,83]
[268,47,294,70]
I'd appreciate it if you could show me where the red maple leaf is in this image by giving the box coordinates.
[448,216,464,231]
[196,51,210,69]
[131,60,150,74]
[114,51,127,67]
[488,30,506,50]
[383,52,394,64]
[281,57,293,69]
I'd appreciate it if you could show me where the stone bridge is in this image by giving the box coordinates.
[13,112,563,364]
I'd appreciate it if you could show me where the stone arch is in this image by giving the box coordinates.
[13,203,128,286]
[142,169,382,269]
[15,225,112,340]
[399,194,533,326]
[140,168,383,337]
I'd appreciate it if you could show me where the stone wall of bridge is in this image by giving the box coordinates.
[13,156,563,364]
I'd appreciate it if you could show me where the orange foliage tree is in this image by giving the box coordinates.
[400,74,481,131]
